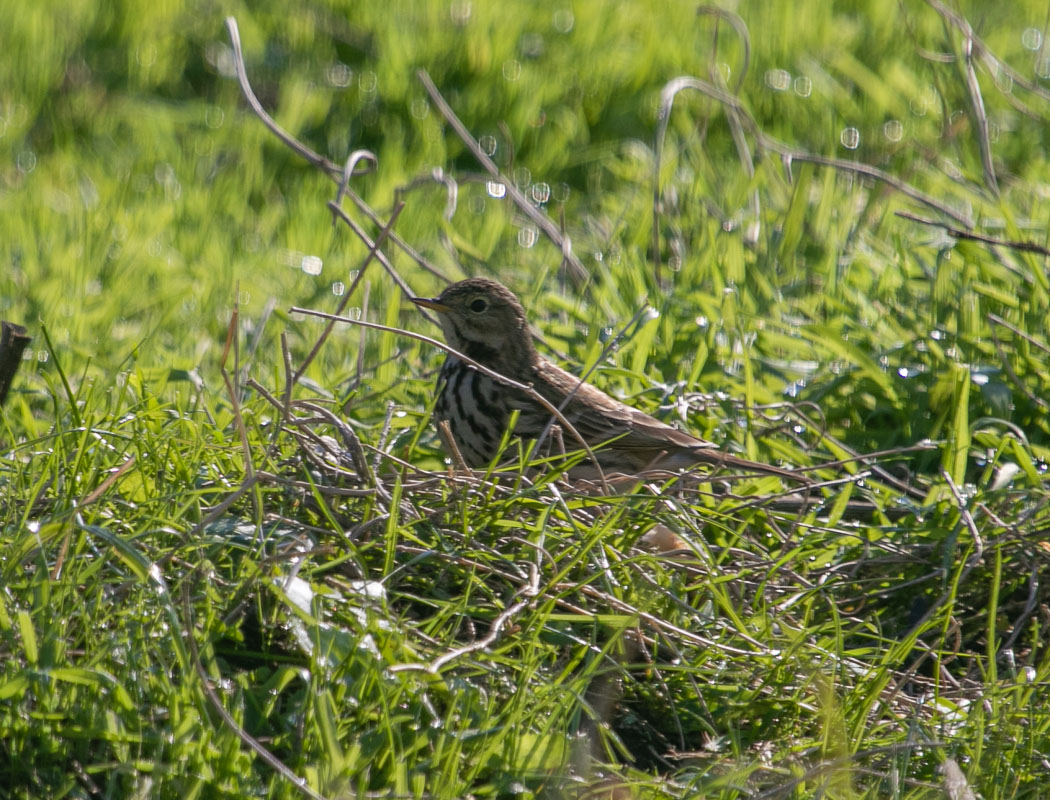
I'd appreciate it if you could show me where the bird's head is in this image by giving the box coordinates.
[412,278,536,373]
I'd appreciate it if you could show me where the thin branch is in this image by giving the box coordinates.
[897,210,1050,257]
[334,149,379,211]
[653,8,756,273]
[947,18,998,196]
[416,68,587,283]
[77,455,139,508]
[294,400,381,494]
[437,418,471,473]
[395,167,459,221]
[704,7,759,243]
[224,17,449,284]
[293,201,405,384]
[655,75,974,228]
[941,468,985,571]
[391,566,540,674]
[790,407,931,500]
[697,6,751,95]
[927,0,1050,106]
[987,312,1050,354]
[326,201,434,319]
[225,17,371,181]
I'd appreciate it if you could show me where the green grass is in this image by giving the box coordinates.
[3,0,1050,796]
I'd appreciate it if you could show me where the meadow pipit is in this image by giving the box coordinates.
[412,278,809,483]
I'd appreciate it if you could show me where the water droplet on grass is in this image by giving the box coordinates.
[326,62,352,87]
[553,8,574,33]
[765,69,791,91]
[502,60,521,81]
[16,150,36,174]
[450,0,472,25]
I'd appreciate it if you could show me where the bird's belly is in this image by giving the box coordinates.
[435,359,509,467]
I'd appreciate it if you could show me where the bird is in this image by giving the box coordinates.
[411,278,811,484]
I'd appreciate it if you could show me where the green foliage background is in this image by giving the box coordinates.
[2,0,1050,797]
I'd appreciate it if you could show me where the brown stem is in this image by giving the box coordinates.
[0,321,31,407]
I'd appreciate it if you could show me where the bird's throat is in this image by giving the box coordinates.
[462,339,501,365]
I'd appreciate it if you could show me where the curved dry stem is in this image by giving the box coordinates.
[655,75,974,229]
[335,149,379,211]
[927,0,1050,106]
[224,17,450,284]
[395,167,459,222]
[696,6,751,95]
[952,28,999,196]
[225,17,374,181]
[416,67,588,284]
[292,202,406,385]
[897,210,1050,257]
[702,7,759,245]
[653,7,757,273]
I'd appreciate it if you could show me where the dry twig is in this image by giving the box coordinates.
[416,68,587,283]
[224,17,449,283]
[654,75,973,229]
[897,210,1050,258]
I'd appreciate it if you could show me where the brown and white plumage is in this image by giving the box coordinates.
[412,278,809,482]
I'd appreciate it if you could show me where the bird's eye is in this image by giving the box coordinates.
[469,298,487,313]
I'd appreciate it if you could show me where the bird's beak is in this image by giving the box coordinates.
[411,296,449,312]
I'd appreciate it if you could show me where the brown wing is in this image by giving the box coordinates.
[512,358,811,483]
[522,357,716,452]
